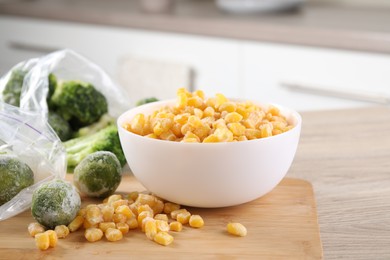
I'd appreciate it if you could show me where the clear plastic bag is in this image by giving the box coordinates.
[0,49,131,220]
[0,102,66,220]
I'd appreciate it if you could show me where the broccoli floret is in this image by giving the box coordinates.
[2,69,27,106]
[136,97,159,106]
[47,73,57,109]
[0,155,34,205]
[64,125,126,172]
[2,69,57,108]
[73,151,122,198]
[48,112,73,141]
[50,80,108,129]
[74,113,115,138]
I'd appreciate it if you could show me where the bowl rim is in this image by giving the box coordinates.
[117,98,302,146]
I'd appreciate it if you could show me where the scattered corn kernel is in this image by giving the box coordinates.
[126,217,139,230]
[98,222,116,233]
[35,232,50,250]
[169,221,183,232]
[86,205,103,225]
[28,222,45,237]
[105,228,123,242]
[111,199,128,210]
[116,223,130,235]
[54,225,69,239]
[45,230,58,248]
[189,215,204,228]
[169,208,186,220]
[155,220,170,232]
[101,205,115,222]
[68,215,84,232]
[115,205,134,219]
[153,231,174,246]
[177,211,191,225]
[227,222,247,237]
[85,227,103,242]
[154,214,169,222]
[145,220,157,240]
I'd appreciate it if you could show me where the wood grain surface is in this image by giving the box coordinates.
[288,106,390,259]
[0,175,322,259]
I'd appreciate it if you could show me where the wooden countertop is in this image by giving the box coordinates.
[289,106,390,259]
[1,0,390,54]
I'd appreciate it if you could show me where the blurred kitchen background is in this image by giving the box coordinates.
[0,0,390,110]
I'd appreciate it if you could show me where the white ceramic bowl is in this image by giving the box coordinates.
[117,99,301,208]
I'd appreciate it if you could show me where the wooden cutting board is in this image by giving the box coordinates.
[0,174,322,259]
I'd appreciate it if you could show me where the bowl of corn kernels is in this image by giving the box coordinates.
[117,88,302,208]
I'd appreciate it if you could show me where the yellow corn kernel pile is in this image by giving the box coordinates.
[124,88,293,143]
[28,190,249,250]
[28,192,205,248]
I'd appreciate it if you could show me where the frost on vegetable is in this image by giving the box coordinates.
[31,179,81,229]
[0,155,34,205]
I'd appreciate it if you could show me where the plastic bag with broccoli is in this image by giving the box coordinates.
[0,49,131,220]
[0,102,66,221]
[0,49,131,171]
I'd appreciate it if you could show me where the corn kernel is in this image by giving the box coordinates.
[228,123,246,136]
[193,89,205,100]
[177,211,191,224]
[227,222,247,237]
[189,215,204,228]
[83,219,98,229]
[111,199,128,210]
[98,222,116,233]
[138,211,153,228]
[145,220,157,240]
[260,123,273,138]
[141,217,155,232]
[101,205,115,222]
[112,213,127,224]
[107,194,122,204]
[176,93,188,108]
[152,199,165,215]
[115,205,134,219]
[245,129,262,140]
[153,231,174,246]
[126,217,139,230]
[130,113,146,135]
[224,112,243,123]
[137,204,154,216]
[45,230,58,248]
[68,215,84,232]
[169,221,183,232]
[85,227,103,242]
[187,96,203,108]
[163,202,181,214]
[218,102,237,113]
[77,208,87,217]
[170,208,188,220]
[155,220,169,232]
[136,194,157,208]
[105,228,123,242]
[127,191,139,201]
[28,222,45,237]
[54,225,69,239]
[116,223,130,235]
[35,232,50,250]
[86,205,103,225]
[154,214,169,222]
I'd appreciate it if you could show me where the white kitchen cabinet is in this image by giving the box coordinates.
[1,16,390,111]
[240,42,390,111]
[0,16,240,106]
